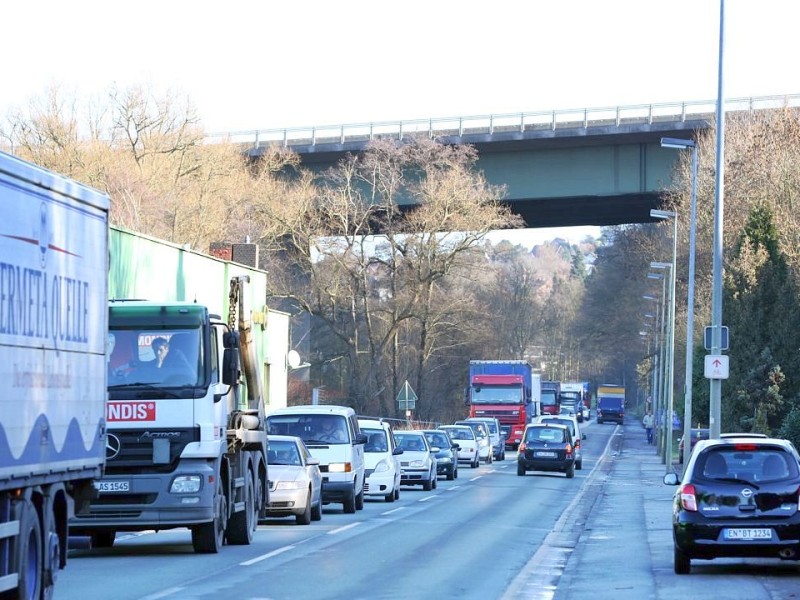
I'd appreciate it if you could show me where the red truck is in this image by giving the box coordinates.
[466,360,541,449]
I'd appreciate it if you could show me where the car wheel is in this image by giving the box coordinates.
[576,460,583,470]
[311,500,322,521]
[453,466,458,479]
[517,464,525,476]
[432,471,437,489]
[91,530,116,549]
[566,462,575,478]
[342,490,357,514]
[471,456,479,468]
[674,545,691,574]
[355,487,365,511]
[422,478,432,491]
[394,487,400,501]
[447,467,455,481]
[385,488,395,502]
[296,492,312,525]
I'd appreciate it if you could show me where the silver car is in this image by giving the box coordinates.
[395,431,438,491]
[264,435,323,524]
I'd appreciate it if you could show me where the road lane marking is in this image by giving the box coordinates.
[417,495,437,502]
[139,587,186,600]
[381,507,406,515]
[327,522,361,535]
[446,485,461,490]
[240,545,296,566]
[469,476,482,481]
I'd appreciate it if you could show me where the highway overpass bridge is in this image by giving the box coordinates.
[207,95,799,228]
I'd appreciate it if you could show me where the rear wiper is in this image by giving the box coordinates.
[713,476,760,489]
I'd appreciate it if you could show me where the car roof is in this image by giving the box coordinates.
[268,434,302,444]
[693,437,796,454]
[527,422,569,430]
[441,424,471,430]
[395,430,424,436]
[268,404,355,416]
[719,432,768,438]
[358,418,391,430]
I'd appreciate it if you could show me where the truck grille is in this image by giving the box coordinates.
[104,427,201,475]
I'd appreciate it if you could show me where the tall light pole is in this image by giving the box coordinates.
[661,137,699,468]
[643,295,661,452]
[651,259,675,471]
[709,0,727,440]
[647,272,668,458]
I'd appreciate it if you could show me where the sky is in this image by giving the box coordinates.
[5,0,799,246]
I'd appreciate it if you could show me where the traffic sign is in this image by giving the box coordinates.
[396,380,418,410]
[704,355,729,379]
[704,325,729,351]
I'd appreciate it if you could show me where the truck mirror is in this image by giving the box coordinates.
[222,347,240,386]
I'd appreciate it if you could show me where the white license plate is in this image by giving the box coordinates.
[94,480,130,493]
[724,528,772,540]
[535,451,557,458]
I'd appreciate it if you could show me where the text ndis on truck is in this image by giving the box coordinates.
[0,151,109,599]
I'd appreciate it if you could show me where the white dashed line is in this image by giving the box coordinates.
[417,495,437,502]
[240,545,295,566]
[469,476,482,481]
[446,485,461,490]
[327,522,361,535]
[381,507,406,515]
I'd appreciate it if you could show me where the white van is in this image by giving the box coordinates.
[267,405,367,513]
[358,417,403,502]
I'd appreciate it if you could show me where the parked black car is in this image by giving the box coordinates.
[517,423,575,478]
[422,429,459,481]
[664,436,800,574]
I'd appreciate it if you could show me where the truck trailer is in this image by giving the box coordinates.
[466,360,540,450]
[0,151,108,598]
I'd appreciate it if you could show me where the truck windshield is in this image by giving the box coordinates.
[470,385,522,404]
[108,326,202,388]
[541,391,558,407]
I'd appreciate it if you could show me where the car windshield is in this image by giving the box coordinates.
[699,447,800,482]
[442,427,474,441]
[396,434,426,451]
[526,427,565,443]
[362,428,389,453]
[267,440,302,466]
[266,414,350,445]
[425,432,450,448]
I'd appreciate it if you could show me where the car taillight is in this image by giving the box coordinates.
[565,444,573,456]
[518,442,526,452]
[680,484,698,512]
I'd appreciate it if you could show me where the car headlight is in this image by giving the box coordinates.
[171,475,201,494]
[374,459,390,473]
[438,457,451,464]
[410,460,425,468]
[276,481,305,490]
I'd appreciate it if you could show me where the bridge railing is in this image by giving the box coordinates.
[204,94,800,150]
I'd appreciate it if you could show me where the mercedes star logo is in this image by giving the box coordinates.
[106,433,122,460]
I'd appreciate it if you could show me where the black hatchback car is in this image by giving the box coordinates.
[422,429,459,480]
[664,436,800,574]
[517,423,575,478]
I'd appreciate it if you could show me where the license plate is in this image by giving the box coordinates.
[724,528,772,540]
[535,451,557,458]
[94,480,130,493]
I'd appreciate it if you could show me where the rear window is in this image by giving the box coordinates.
[526,427,566,443]
[698,447,800,482]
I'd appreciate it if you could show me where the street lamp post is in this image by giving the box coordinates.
[661,137,699,468]
[651,258,676,472]
[647,272,668,458]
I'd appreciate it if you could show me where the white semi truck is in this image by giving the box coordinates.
[71,233,288,553]
[0,151,109,599]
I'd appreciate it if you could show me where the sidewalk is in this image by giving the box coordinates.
[551,418,783,600]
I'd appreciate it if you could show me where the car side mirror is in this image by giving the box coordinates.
[393,447,404,455]
[430,447,440,453]
[663,473,680,485]
[355,433,368,445]
[307,457,320,466]
[452,443,460,450]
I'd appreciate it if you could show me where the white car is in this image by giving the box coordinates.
[358,418,403,502]
[534,415,585,470]
[394,431,438,491]
[439,425,480,468]
[264,435,323,525]
[455,420,493,464]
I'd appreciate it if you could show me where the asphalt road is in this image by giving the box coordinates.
[56,419,800,600]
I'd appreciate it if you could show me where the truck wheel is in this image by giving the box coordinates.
[90,531,116,548]
[343,489,357,514]
[192,477,226,553]
[16,499,43,600]
[355,487,365,511]
[42,498,59,600]
[226,473,256,545]
[296,491,312,525]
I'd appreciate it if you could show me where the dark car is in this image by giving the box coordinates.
[517,423,576,478]
[422,429,459,481]
[664,436,800,574]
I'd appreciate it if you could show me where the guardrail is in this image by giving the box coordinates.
[204,94,800,150]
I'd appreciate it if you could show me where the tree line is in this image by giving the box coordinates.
[5,84,800,445]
